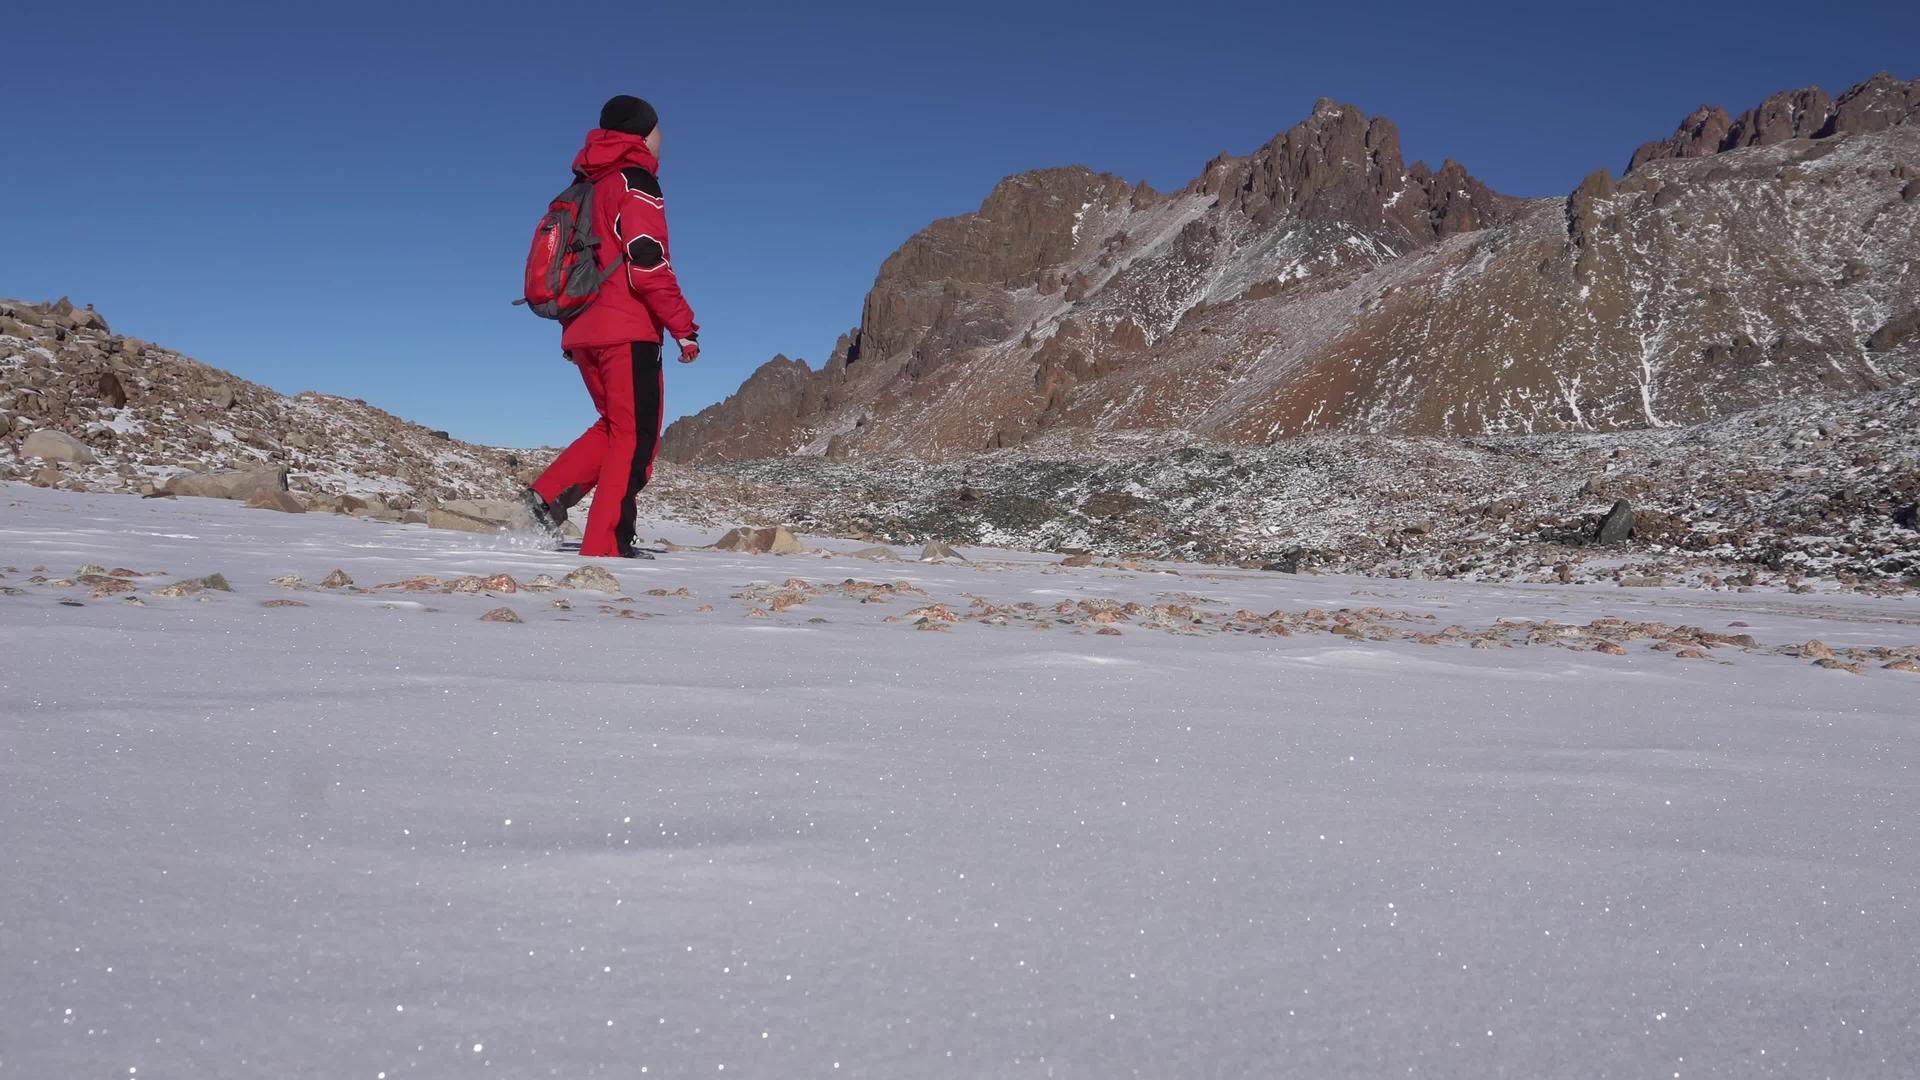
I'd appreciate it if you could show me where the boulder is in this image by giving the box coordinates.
[426,507,504,533]
[245,490,307,513]
[20,429,97,464]
[209,384,236,410]
[921,540,967,562]
[163,465,288,501]
[438,499,523,526]
[712,526,805,555]
[96,371,128,408]
[848,546,900,561]
[1596,500,1635,545]
[1867,310,1919,353]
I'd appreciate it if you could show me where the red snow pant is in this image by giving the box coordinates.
[531,341,664,558]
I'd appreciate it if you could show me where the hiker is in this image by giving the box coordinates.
[522,95,700,558]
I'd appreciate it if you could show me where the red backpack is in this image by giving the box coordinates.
[517,176,622,320]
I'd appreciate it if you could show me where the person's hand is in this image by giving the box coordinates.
[677,338,701,364]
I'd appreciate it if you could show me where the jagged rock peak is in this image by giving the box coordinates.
[1629,72,1918,171]
[658,353,834,464]
[1200,97,1511,244]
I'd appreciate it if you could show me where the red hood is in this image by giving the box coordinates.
[571,129,660,180]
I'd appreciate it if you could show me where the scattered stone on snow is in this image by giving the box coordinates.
[920,540,967,562]
[711,525,806,555]
[562,566,622,593]
[151,572,232,598]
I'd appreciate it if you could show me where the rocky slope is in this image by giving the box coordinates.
[663,73,1920,462]
[0,297,539,508]
[6,299,1914,592]
[642,384,1920,591]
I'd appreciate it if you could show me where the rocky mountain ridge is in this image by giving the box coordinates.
[1628,71,1920,170]
[663,72,1920,463]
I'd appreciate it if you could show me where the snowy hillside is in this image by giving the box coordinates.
[3,485,1918,1076]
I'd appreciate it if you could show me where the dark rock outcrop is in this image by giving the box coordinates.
[1597,500,1635,545]
[1629,73,1917,171]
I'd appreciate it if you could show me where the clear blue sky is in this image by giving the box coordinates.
[2,0,1913,448]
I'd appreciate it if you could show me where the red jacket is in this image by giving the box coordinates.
[560,130,699,351]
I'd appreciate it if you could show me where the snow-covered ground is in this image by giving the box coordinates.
[3,484,1917,1078]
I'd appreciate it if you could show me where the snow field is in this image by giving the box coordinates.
[2,486,1916,1077]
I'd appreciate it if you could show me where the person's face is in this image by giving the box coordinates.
[646,126,662,160]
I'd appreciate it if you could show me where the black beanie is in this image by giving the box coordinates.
[599,95,658,137]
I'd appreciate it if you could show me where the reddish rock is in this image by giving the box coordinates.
[245,490,307,513]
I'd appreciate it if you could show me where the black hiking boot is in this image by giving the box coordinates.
[615,544,656,560]
[519,488,566,536]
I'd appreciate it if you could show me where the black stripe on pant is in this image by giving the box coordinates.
[615,340,664,555]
